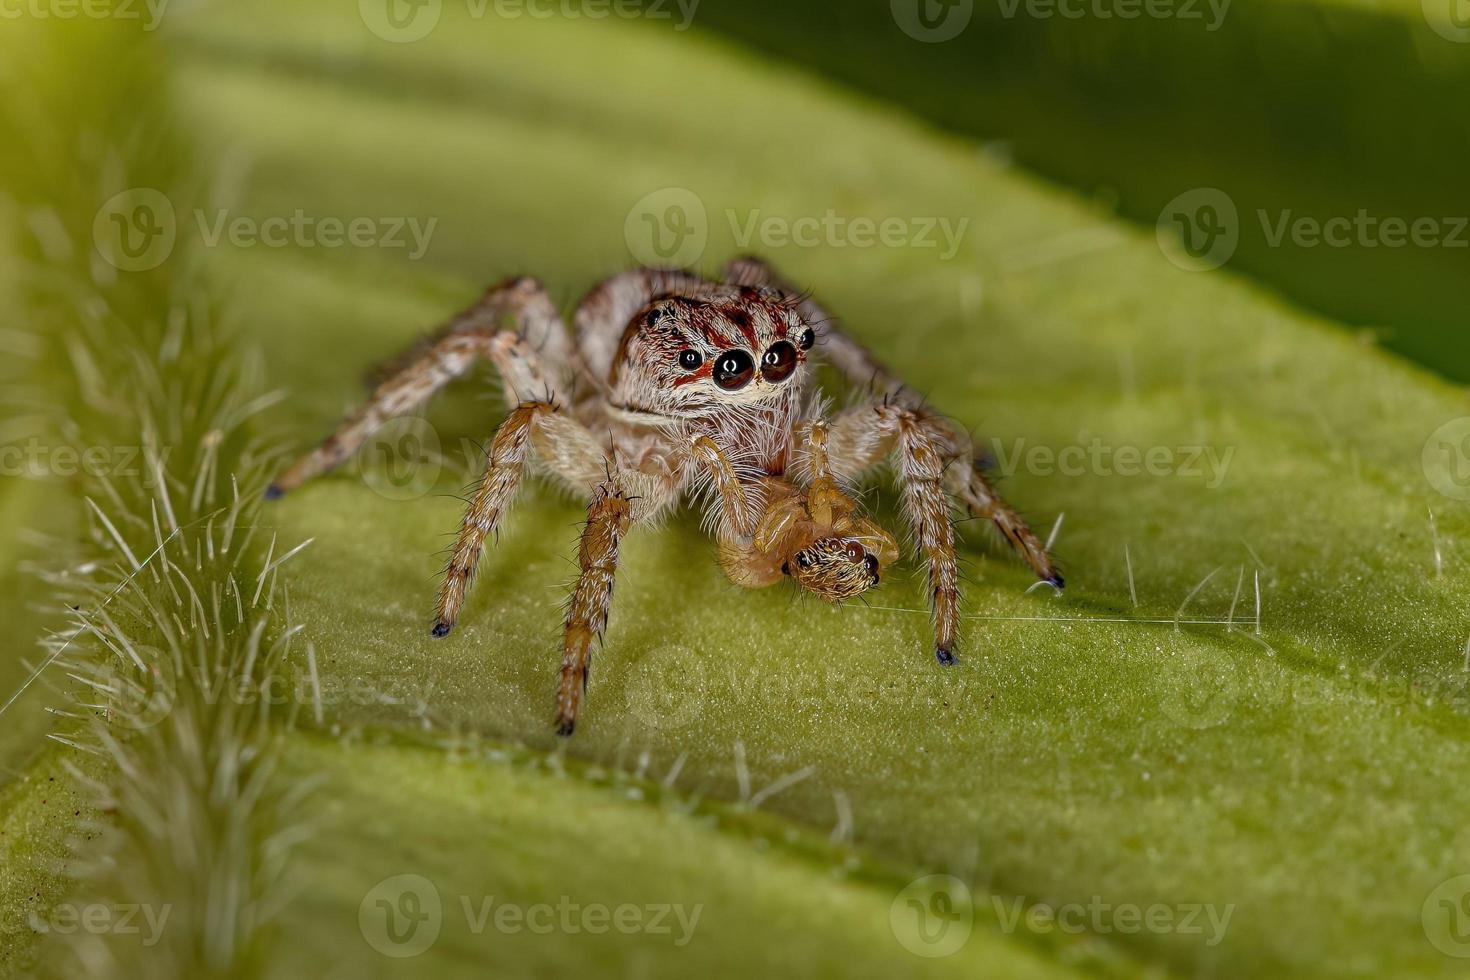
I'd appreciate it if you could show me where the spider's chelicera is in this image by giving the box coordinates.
[269,259,1062,735]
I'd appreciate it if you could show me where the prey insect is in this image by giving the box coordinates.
[270,258,1062,734]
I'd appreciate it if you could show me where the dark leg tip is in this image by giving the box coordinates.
[430,621,452,638]
[555,719,575,737]
[264,484,284,501]
[1045,573,1065,591]
[935,648,956,666]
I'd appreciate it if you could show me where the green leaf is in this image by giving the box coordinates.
[5,2,1470,977]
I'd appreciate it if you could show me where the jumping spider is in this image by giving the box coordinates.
[269,258,1062,734]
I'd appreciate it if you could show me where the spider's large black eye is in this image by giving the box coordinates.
[797,327,815,351]
[713,349,755,390]
[678,349,702,371]
[760,341,798,383]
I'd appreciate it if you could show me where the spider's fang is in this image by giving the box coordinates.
[555,719,575,737]
[935,648,956,666]
[1044,573,1065,591]
[430,621,453,638]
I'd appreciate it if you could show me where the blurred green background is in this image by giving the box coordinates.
[2,1,1470,978]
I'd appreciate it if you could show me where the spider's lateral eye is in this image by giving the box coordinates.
[844,542,865,563]
[678,349,702,370]
[712,349,755,390]
[797,327,815,351]
[646,308,665,328]
[760,341,798,384]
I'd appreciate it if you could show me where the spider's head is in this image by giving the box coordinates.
[787,528,897,603]
[611,287,814,416]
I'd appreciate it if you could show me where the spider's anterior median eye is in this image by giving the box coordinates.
[678,349,702,370]
[760,341,798,383]
[712,349,755,390]
[797,327,815,351]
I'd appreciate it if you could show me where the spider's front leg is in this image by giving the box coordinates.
[825,402,1059,664]
[556,479,632,736]
[555,468,677,736]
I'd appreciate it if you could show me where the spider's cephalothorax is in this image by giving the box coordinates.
[610,288,815,418]
[270,260,1062,734]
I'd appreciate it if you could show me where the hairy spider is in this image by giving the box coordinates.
[269,258,1061,734]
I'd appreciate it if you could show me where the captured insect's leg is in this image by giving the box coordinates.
[723,256,904,398]
[433,399,581,637]
[945,457,1063,589]
[269,277,570,496]
[825,403,963,664]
